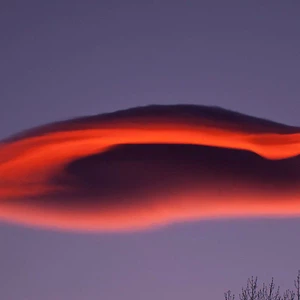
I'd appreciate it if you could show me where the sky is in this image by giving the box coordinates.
[0,1,300,300]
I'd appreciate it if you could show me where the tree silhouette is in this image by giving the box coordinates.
[224,271,300,300]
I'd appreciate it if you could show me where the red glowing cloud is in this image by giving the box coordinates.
[0,105,300,231]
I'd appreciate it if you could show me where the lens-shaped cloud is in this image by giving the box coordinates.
[1,105,300,232]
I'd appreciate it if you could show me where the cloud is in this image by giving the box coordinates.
[0,105,300,232]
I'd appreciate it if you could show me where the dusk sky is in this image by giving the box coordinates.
[1,1,300,300]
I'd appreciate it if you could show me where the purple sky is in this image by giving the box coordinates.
[1,1,300,299]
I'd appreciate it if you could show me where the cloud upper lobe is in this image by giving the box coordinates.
[0,105,300,231]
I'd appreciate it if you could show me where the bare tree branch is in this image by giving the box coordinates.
[225,271,300,300]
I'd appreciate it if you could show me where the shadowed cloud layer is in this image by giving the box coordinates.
[1,105,300,231]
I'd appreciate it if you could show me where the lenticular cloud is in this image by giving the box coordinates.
[0,105,300,232]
